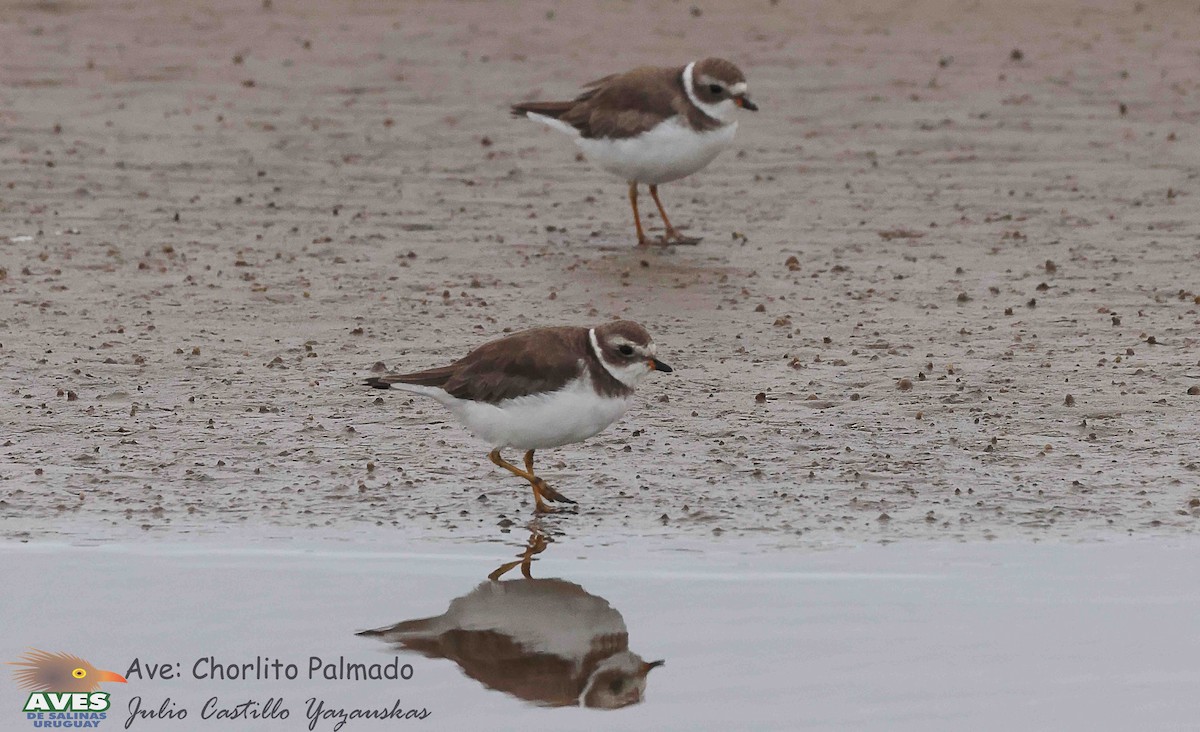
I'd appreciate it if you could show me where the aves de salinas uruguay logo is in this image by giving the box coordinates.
[10,649,127,727]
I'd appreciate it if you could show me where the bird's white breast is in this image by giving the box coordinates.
[575,117,737,186]
[443,371,633,450]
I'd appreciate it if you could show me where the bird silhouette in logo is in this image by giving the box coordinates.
[358,532,664,708]
[10,650,128,692]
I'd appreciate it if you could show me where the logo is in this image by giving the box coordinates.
[10,650,127,727]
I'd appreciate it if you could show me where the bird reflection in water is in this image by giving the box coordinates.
[358,531,664,709]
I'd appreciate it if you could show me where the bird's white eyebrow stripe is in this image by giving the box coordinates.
[730,81,747,95]
[605,335,655,357]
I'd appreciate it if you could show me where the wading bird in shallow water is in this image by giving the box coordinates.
[512,58,757,246]
[359,531,664,708]
[10,650,128,692]
[365,320,671,514]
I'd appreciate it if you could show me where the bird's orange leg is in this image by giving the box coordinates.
[629,182,649,246]
[517,531,549,577]
[488,559,522,581]
[488,530,550,580]
[489,448,555,513]
[649,184,701,245]
[524,449,576,505]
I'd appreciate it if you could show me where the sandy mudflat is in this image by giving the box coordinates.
[2,0,1200,546]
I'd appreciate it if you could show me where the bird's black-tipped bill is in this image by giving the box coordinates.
[651,359,673,373]
[735,95,758,111]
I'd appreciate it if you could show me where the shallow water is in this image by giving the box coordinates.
[5,535,1199,731]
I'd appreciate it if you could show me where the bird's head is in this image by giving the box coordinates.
[10,650,127,693]
[688,57,758,123]
[590,320,672,388]
[580,652,665,709]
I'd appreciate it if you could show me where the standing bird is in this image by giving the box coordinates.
[10,649,128,692]
[365,320,671,514]
[512,58,757,246]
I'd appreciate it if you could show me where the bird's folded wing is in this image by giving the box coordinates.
[561,66,684,139]
[442,327,587,404]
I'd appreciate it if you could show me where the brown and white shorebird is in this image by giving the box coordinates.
[512,58,757,246]
[359,534,664,708]
[10,649,128,693]
[365,320,671,514]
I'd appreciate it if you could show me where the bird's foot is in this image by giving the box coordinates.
[534,478,576,504]
[642,230,702,246]
[532,494,578,515]
[663,228,702,245]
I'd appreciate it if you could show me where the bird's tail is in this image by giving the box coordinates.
[510,100,574,119]
[357,616,439,640]
[364,365,455,391]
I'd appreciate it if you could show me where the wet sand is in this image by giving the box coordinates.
[3,0,1200,546]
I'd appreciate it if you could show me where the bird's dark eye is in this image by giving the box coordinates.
[618,345,634,356]
[708,84,723,95]
[72,668,87,679]
[609,678,623,693]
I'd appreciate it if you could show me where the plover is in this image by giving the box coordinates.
[512,58,757,246]
[365,320,671,513]
[359,533,663,708]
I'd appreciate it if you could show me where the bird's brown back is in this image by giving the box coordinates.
[370,326,632,403]
[513,64,723,139]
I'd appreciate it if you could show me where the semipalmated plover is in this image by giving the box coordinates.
[359,533,663,708]
[365,320,671,513]
[512,58,757,246]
